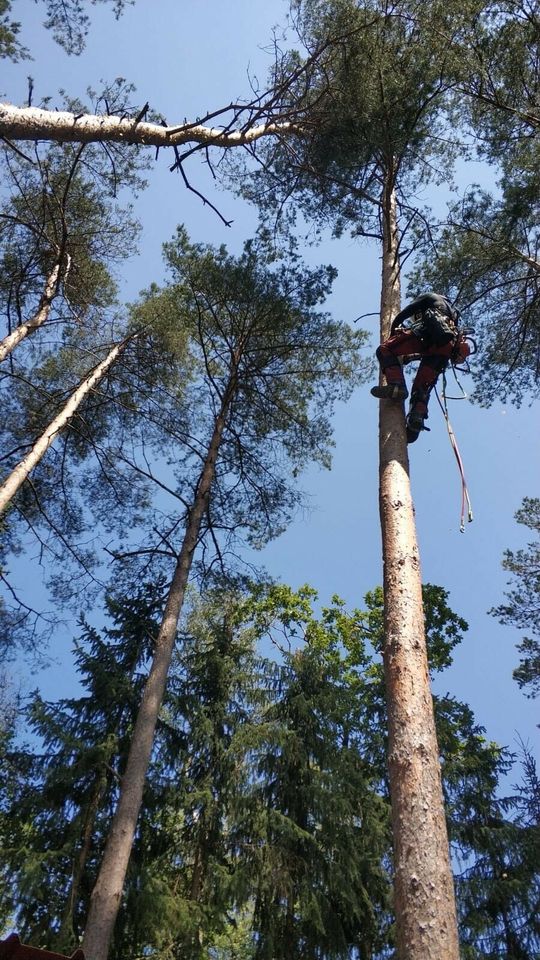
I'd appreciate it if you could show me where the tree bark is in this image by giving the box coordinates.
[0,338,126,517]
[0,257,71,363]
[377,176,460,959]
[0,102,296,150]
[57,769,108,949]
[82,375,237,960]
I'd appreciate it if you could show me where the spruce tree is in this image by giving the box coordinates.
[5,579,538,959]
[243,589,391,960]
[0,583,165,952]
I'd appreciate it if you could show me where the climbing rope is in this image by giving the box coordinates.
[434,369,473,533]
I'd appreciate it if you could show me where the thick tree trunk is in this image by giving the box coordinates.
[0,338,126,517]
[82,377,236,960]
[0,257,71,363]
[377,178,460,959]
[0,103,295,149]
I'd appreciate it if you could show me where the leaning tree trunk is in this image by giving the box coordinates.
[82,373,238,960]
[0,337,127,516]
[377,176,460,959]
[0,257,70,362]
[56,769,109,952]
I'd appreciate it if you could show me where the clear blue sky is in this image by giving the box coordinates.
[2,0,538,769]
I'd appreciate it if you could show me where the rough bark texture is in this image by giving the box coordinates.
[82,377,236,960]
[378,178,460,959]
[0,103,296,149]
[0,260,68,362]
[0,339,125,516]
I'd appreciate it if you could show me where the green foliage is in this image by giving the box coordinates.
[0,135,148,601]
[246,647,391,959]
[0,323,159,622]
[0,218,365,659]
[0,583,164,950]
[359,583,468,671]
[0,0,26,60]
[491,497,540,699]
[37,0,134,55]
[0,204,372,947]
[127,227,369,556]
[0,677,24,931]
[3,578,539,957]
[130,591,268,960]
[0,139,140,333]
[208,909,256,959]
[462,1,540,177]
[409,186,540,405]
[410,3,540,404]
[235,0,476,241]
[453,736,540,959]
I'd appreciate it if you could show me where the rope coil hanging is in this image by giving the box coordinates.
[435,369,473,533]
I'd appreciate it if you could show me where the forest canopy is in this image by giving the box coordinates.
[0,2,538,960]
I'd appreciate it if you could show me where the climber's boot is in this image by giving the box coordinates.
[370,383,408,401]
[406,408,430,444]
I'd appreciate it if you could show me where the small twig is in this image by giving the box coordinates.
[173,148,233,227]
[133,101,149,125]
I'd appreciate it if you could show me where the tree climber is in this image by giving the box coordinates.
[371,292,471,442]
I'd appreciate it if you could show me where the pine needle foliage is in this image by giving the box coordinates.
[2,580,538,958]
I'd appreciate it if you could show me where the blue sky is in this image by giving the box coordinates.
[2,0,538,769]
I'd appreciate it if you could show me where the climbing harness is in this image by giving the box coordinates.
[435,368,473,533]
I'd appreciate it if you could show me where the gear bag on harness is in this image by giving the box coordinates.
[408,305,458,347]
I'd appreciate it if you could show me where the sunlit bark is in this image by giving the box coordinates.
[0,258,70,362]
[0,338,126,516]
[377,176,460,960]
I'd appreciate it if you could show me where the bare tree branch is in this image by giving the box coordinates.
[0,102,302,150]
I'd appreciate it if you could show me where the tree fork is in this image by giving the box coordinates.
[82,375,237,960]
[377,179,460,959]
[0,337,127,517]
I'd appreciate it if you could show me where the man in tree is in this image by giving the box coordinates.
[370,291,472,441]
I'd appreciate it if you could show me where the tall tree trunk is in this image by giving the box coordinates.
[82,375,237,960]
[0,338,126,517]
[0,257,70,362]
[377,176,460,959]
[57,769,108,950]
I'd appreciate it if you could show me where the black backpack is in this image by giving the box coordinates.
[410,305,458,347]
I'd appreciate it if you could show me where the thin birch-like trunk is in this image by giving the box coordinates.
[0,103,296,150]
[0,338,127,517]
[0,257,70,362]
[377,177,460,959]
[82,375,237,960]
